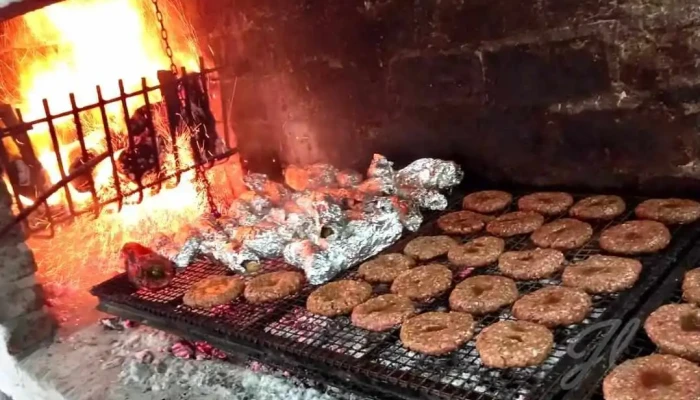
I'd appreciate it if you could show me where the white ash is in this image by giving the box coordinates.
[16,323,345,400]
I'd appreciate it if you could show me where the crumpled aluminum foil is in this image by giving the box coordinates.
[366,154,396,194]
[336,169,363,187]
[284,163,339,191]
[395,158,464,190]
[388,196,423,232]
[244,173,292,206]
[397,186,448,211]
[172,236,203,268]
[283,197,403,284]
[242,223,293,259]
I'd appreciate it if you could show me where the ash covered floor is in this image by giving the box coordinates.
[14,323,356,400]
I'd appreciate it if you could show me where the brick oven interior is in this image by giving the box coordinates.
[1,0,700,399]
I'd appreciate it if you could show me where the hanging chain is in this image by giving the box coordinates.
[152,0,178,76]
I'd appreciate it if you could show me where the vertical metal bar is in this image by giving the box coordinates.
[0,133,26,214]
[198,57,217,164]
[180,67,200,166]
[43,98,75,215]
[220,75,231,149]
[141,77,162,192]
[96,85,123,211]
[156,70,181,185]
[118,79,144,203]
[69,93,100,216]
[14,109,43,234]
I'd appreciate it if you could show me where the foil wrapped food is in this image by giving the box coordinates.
[395,158,464,190]
[336,169,363,187]
[284,163,339,191]
[244,173,292,206]
[397,186,448,211]
[283,197,403,284]
[366,154,396,194]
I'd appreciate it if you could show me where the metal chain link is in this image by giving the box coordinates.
[151,0,178,76]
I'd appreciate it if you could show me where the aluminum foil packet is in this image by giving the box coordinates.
[395,158,464,190]
[388,196,423,232]
[243,173,292,206]
[283,197,403,284]
[397,186,448,211]
[366,154,396,194]
[284,163,339,191]
[336,169,363,188]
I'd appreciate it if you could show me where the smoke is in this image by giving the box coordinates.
[0,325,64,400]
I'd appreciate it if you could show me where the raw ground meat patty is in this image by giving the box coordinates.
[403,235,458,260]
[486,211,545,237]
[569,195,626,220]
[644,303,700,362]
[635,198,700,225]
[400,312,475,355]
[358,253,416,283]
[462,190,513,213]
[437,210,492,235]
[306,280,373,317]
[449,275,518,315]
[683,268,700,306]
[351,294,415,332]
[603,354,700,400]
[562,255,642,294]
[530,218,593,250]
[183,276,245,309]
[498,248,565,280]
[517,192,574,216]
[244,271,305,304]
[599,220,671,255]
[476,320,554,368]
[447,236,505,268]
[391,264,453,302]
[512,286,592,327]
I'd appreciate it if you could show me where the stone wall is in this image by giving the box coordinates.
[0,179,54,356]
[190,0,700,194]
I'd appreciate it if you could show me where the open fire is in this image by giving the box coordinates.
[0,0,241,329]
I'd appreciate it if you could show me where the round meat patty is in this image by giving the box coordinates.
[498,248,565,280]
[644,303,700,362]
[244,271,305,304]
[599,220,671,255]
[635,198,700,225]
[486,211,545,237]
[462,190,513,213]
[306,280,373,317]
[447,236,505,268]
[403,236,458,261]
[400,312,475,356]
[603,354,700,400]
[449,275,518,315]
[391,264,453,302]
[569,195,626,221]
[476,321,554,368]
[437,210,492,235]
[351,294,416,332]
[512,286,592,327]
[562,255,642,294]
[518,192,574,216]
[530,218,593,250]
[682,268,700,306]
[183,276,245,309]
[358,253,416,284]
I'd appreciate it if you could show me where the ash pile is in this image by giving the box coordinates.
[153,155,463,284]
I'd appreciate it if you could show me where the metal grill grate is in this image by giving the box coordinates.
[91,189,700,400]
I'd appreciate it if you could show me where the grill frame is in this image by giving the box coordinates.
[91,188,700,400]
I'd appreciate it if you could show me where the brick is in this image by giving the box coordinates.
[545,0,618,27]
[0,277,44,322]
[0,241,37,283]
[389,52,484,107]
[6,309,55,357]
[484,37,611,106]
[439,0,546,43]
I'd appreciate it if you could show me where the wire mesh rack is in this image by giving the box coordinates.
[560,240,700,400]
[91,188,700,400]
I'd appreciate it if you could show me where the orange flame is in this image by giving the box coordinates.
[1,0,205,208]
